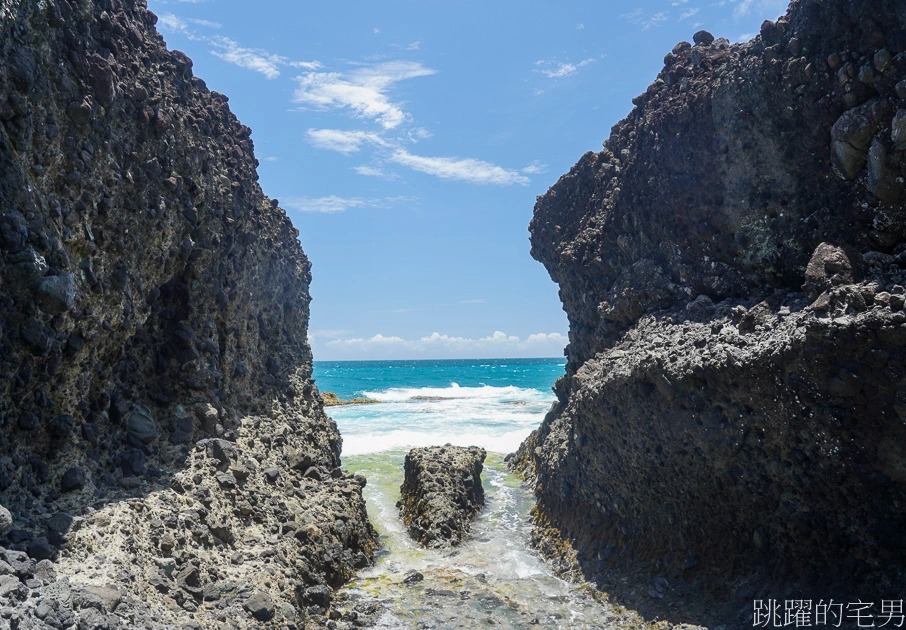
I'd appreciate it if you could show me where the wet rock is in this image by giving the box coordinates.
[402,570,424,584]
[399,445,486,548]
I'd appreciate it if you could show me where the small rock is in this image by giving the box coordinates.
[245,591,275,621]
[26,537,54,560]
[33,273,75,315]
[46,512,73,534]
[402,571,424,584]
[60,466,86,492]
[125,404,158,445]
[73,585,122,612]
[693,30,714,46]
[301,584,332,609]
[0,505,11,537]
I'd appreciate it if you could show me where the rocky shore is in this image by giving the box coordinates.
[515,0,906,625]
[399,446,486,548]
[0,0,376,627]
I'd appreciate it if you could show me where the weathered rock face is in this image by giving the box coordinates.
[517,0,906,623]
[399,446,486,548]
[0,0,376,627]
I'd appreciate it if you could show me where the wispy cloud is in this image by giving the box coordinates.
[306,128,388,154]
[282,195,414,214]
[209,36,319,79]
[521,162,547,175]
[390,149,529,185]
[680,7,701,19]
[354,165,397,179]
[155,15,316,79]
[324,330,568,359]
[156,12,192,33]
[621,8,669,29]
[293,61,436,129]
[732,0,787,19]
[535,58,595,79]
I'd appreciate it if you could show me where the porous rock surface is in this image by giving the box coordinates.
[515,0,906,624]
[399,446,486,548]
[0,0,376,627]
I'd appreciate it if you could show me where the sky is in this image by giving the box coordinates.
[147,0,789,360]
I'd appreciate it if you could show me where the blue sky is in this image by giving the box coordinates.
[148,0,788,360]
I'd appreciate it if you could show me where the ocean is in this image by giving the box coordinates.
[313,357,565,456]
[314,358,624,629]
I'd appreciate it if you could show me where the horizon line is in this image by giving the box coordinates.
[312,356,566,363]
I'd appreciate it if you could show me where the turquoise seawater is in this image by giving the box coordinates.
[313,358,565,456]
[315,358,623,628]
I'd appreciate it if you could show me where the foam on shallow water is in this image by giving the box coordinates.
[336,454,621,629]
[331,384,554,456]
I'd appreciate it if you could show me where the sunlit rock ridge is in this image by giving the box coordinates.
[0,0,376,627]
[516,0,906,624]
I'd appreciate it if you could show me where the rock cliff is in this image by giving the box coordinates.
[0,0,375,627]
[517,0,906,624]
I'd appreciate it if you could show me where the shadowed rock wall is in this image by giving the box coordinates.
[517,0,906,623]
[0,0,376,626]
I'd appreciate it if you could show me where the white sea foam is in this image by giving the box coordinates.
[330,383,554,456]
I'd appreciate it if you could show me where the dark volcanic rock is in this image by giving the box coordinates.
[0,1,376,627]
[399,445,486,548]
[515,0,906,625]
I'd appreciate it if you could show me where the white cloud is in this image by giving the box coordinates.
[293,61,436,129]
[354,165,396,179]
[157,12,190,33]
[306,128,387,154]
[322,330,567,359]
[156,17,317,79]
[210,36,317,79]
[733,0,754,16]
[621,9,669,29]
[329,333,406,347]
[308,328,354,342]
[390,149,529,185]
[521,162,547,175]
[282,195,413,214]
[680,8,700,19]
[535,58,595,79]
[732,0,786,19]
